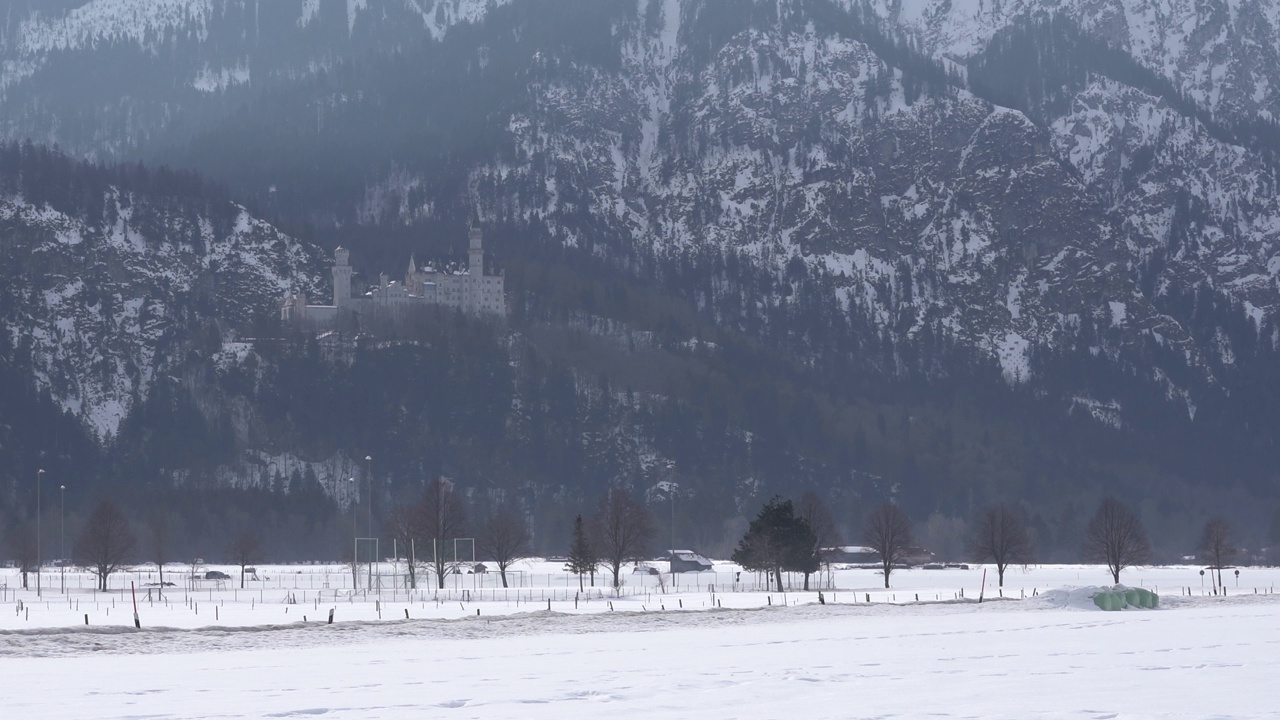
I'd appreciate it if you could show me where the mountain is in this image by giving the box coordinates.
[0,143,342,557]
[0,0,516,166]
[2,0,1280,559]
[0,143,322,440]
[871,0,1280,124]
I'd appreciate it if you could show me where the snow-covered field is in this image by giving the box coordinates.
[3,562,1279,718]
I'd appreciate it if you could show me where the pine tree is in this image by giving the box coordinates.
[565,514,597,592]
[731,496,819,591]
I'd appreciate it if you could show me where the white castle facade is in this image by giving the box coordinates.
[281,227,505,331]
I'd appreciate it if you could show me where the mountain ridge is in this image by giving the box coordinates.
[2,0,1280,557]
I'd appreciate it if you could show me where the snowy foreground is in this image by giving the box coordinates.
[4,564,1280,719]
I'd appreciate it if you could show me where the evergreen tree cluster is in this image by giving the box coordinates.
[731,496,819,590]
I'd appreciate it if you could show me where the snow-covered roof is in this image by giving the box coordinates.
[668,550,712,562]
[826,546,877,554]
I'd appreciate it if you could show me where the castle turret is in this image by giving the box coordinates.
[332,246,352,307]
[468,227,484,277]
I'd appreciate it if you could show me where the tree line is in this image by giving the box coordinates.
[4,497,262,592]
[729,494,1252,591]
[2,489,1262,594]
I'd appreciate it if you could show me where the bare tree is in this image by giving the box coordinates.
[6,523,37,590]
[1083,496,1152,584]
[864,503,912,588]
[797,490,839,591]
[479,507,530,588]
[1197,517,1237,588]
[189,556,205,590]
[385,501,425,589]
[969,504,1034,587]
[420,477,467,589]
[592,487,656,590]
[226,531,262,589]
[74,500,136,591]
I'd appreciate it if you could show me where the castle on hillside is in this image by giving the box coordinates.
[281,227,506,331]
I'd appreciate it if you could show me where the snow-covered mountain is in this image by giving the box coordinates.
[5,0,506,54]
[430,0,1280,413]
[0,0,511,155]
[3,0,1280,530]
[3,0,1277,409]
[867,0,1280,122]
[0,152,323,439]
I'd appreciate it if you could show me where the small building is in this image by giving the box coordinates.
[823,545,879,564]
[901,545,935,566]
[824,545,934,566]
[668,549,713,573]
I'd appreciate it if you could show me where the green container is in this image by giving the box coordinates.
[1092,588,1158,610]
[1094,590,1123,611]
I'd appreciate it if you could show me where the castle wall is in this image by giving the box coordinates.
[298,305,338,333]
[411,270,504,314]
[285,230,505,335]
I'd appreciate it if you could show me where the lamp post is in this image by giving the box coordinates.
[349,477,358,588]
[36,468,43,598]
[60,484,66,594]
[364,455,373,539]
[670,483,675,554]
[665,463,677,568]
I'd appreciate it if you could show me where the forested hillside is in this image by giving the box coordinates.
[3,0,1280,562]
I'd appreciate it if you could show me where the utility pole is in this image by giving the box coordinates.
[364,455,373,538]
[349,477,358,589]
[667,465,678,556]
[60,484,66,594]
[36,469,43,598]
[670,484,675,554]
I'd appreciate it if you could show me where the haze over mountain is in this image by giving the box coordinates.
[3,0,1280,560]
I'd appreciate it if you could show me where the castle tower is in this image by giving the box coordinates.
[332,246,352,307]
[467,227,484,313]
[468,227,484,277]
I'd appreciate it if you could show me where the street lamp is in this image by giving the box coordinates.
[364,455,373,539]
[60,484,66,594]
[670,483,676,554]
[349,476,358,532]
[349,477,358,589]
[36,469,43,598]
